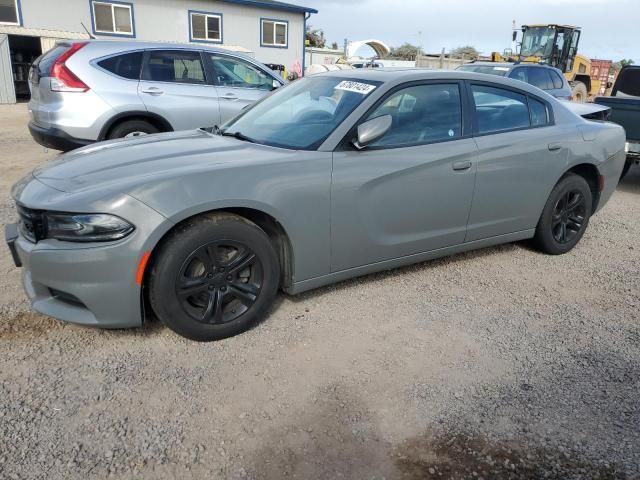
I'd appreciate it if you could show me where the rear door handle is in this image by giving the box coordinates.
[548,143,563,151]
[452,160,472,171]
[141,87,164,95]
[221,93,238,101]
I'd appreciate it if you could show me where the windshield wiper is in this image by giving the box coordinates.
[220,130,255,143]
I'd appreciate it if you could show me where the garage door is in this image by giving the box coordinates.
[0,34,16,104]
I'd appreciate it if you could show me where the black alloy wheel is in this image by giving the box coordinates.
[551,190,587,245]
[176,241,262,325]
[533,173,593,255]
[149,213,280,341]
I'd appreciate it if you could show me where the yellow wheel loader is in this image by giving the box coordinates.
[493,24,602,102]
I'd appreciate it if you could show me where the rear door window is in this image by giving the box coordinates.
[526,68,553,90]
[509,68,528,83]
[142,50,206,84]
[98,51,143,80]
[471,85,530,134]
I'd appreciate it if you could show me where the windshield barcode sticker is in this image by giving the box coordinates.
[335,81,377,95]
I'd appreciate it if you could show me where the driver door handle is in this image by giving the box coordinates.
[141,87,164,95]
[452,160,472,171]
[221,93,238,101]
[548,143,563,151]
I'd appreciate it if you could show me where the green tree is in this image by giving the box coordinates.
[388,43,424,61]
[305,25,326,48]
[331,41,339,50]
[611,58,635,73]
[449,45,480,60]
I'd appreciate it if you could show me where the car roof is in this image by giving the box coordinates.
[65,39,249,55]
[314,68,563,97]
[463,62,561,71]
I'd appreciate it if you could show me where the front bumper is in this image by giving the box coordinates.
[7,178,172,329]
[28,121,93,152]
[10,228,147,329]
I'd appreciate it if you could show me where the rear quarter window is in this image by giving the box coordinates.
[98,52,143,80]
[529,98,550,126]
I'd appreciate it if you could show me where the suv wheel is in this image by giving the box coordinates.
[108,119,159,139]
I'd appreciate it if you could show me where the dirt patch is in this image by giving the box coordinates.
[0,311,63,341]
[394,430,626,480]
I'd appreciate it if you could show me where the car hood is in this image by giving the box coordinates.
[33,129,290,194]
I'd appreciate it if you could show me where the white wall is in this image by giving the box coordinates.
[305,47,343,66]
[18,0,306,69]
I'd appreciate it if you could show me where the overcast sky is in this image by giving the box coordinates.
[294,0,640,63]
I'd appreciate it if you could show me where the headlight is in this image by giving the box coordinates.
[45,213,134,242]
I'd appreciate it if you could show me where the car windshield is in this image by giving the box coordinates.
[457,65,510,76]
[220,76,382,150]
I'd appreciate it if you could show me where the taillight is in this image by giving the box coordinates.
[50,42,89,93]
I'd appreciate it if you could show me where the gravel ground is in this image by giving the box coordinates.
[0,103,639,479]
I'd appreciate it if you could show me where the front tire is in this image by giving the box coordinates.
[533,173,592,255]
[148,213,280,341]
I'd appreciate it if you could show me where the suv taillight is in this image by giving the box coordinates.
[50,42,89,92]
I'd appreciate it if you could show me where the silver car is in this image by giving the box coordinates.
[27,40,284,151]
[457,62,573,100]
[7,70,625,341]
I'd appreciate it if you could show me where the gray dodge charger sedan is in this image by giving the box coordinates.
[6,70,626,341]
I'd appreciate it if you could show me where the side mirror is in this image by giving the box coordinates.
[353,115,392,150]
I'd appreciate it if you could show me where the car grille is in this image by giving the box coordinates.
[17,204,46,243]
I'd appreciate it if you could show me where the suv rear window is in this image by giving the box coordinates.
[98,52,143,80]
[34,45,69,78]
[615,69,640,97]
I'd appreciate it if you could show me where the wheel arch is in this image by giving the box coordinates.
[564,163,601,213]
[142,206,295,297]
[571,75,592,95]
[99,111,174,140]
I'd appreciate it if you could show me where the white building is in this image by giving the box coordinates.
[0,0,317,103]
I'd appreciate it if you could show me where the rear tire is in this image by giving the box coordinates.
[533,173,592,255]
[107,119,159,139]
[571,82,588,103]
[148,213,280,341]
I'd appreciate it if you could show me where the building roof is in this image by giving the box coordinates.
[219,0,317,14]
